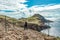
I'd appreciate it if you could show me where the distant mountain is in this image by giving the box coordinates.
[19,14,52,25]
[32,14,44,19]
[30,14,46,22]
[30,14,53,22]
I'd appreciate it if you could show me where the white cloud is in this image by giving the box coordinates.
[0,0,60,21]
[0,0,27,10]
[0,0,28,18]
[26,4,60,21]
[29,4,60,11]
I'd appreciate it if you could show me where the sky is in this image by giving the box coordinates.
[0,0,60,21]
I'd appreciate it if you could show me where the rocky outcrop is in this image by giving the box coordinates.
[17,22,50,32]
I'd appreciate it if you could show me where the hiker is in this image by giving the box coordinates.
[24,21,28,30]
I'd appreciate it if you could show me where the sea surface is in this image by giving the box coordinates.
[41,21,60,37]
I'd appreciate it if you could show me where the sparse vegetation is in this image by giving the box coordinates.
[0,14,60,40]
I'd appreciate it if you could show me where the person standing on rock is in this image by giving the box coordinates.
[24,21,28,30]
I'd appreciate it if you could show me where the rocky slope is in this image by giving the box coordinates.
[0,14,59,40]
[0,21,56,40]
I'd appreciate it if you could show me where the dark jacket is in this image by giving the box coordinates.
[24,22,28,30]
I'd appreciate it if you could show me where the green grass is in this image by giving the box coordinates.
[0,15,18,23]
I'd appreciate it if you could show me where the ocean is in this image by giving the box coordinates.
[41,21,60,37]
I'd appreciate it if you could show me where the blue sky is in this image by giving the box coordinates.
[26,0,60,7]
[0,0,60,21]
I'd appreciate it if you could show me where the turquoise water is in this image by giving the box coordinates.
[41,21,60,37]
